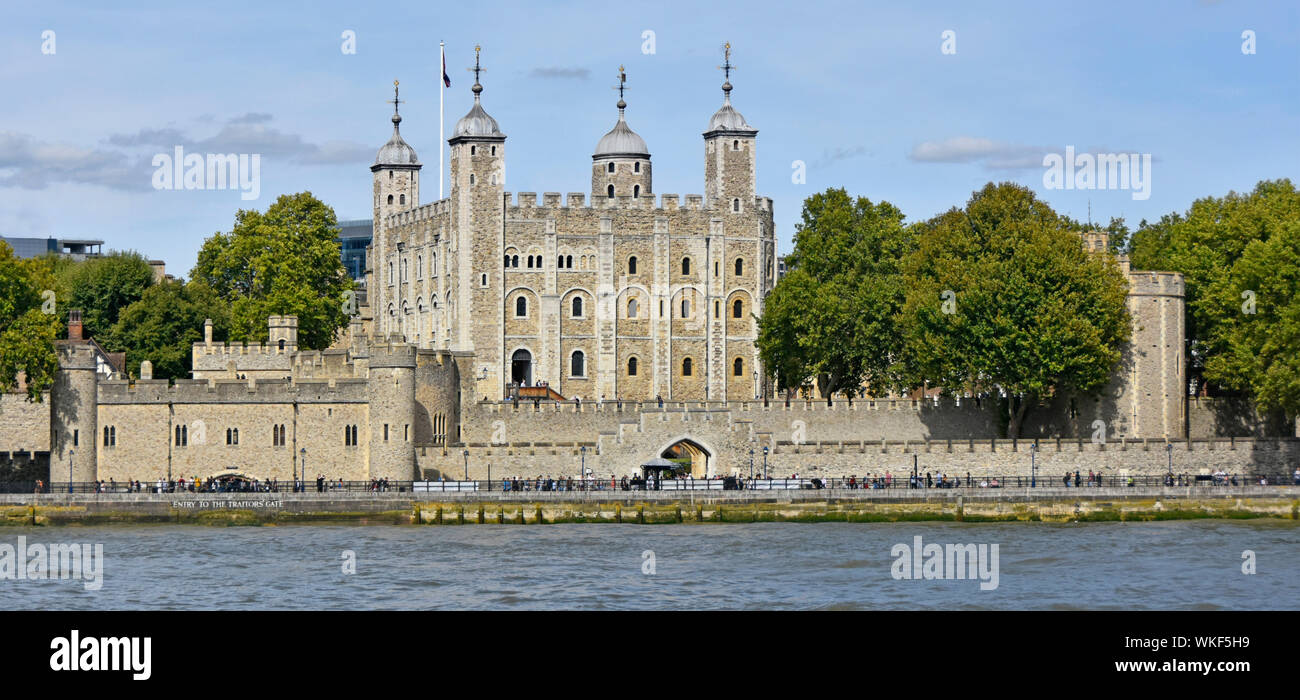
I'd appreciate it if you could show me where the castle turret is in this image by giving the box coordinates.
[372,80,422,337]
[703,43,758,210]
[50,336,98,486]
[592,66,652,202]
[366,338,418,480]
[268,315,298,353]
[448,45,506,399]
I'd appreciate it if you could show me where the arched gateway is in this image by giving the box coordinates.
[659,438,712,478]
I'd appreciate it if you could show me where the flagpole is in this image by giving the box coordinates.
[439,40,445,200]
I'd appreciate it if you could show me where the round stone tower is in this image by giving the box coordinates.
[366,336,418,480]
[50,339,98,485]
[592,66,651,202]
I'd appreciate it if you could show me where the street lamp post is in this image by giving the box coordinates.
[298,448,306,492]
[1030,442,1038,488]
[1166,442,1173,476]
[463,449,469,481]
[762,445,769,480]
[68,449,74,494]
[749,448,754,481]
[580,445,587,483]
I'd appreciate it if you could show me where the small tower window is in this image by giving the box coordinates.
[387,194,394,204]
[608,162,615,173]
[471,145,476,155]
[681,298,690,318]
[572,296,584,318]
[399,194,405,205]
[682,358,693,376]
[571,351,586,377]
[633,185,640,198]
[627,298,638,318]
[470,174,476,185]
[566,255,573,268]
[607,184,615,199]
[734,357,744,376]
[732,198,740,213]
[733,140,739,150]
[634,162,641,173]
[628,256,637,274]
[681,258,691,275]
[278,339,285,351]
[481,273,487,287]
[733,299,744,318]
[628,357,638,376]
[735,258,744,276]
[491,146,496,155]
[389,171,393,179]
[516,296,527,317]
[715,300,720,318]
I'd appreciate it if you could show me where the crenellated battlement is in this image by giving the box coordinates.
[97,376,371,404]
[1128,270,1185,297]
[498,191,717,213]
[55,342,98,370]
[385,197,451,228]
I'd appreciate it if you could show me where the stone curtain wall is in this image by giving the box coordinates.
[0,393,51,453]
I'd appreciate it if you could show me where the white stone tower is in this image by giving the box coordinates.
[371,80,421,337]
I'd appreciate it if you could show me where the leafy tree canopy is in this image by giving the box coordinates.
[0,241,60,399]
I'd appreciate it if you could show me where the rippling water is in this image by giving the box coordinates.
[2,521,1296,610]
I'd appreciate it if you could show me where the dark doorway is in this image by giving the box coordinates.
[511,349,533,386]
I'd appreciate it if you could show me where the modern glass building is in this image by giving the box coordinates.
[336,219,372,281]
[0,236,104,260]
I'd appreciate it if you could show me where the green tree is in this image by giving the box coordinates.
[757,188,912,397]
[57,251,155,341]
[109,280,231,380]
[191,192,351,350]
[0,241,60,399]
[901,183,1130,438]
[1129,179,1300,399]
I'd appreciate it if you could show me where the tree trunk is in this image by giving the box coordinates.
[1007,395,1032,439]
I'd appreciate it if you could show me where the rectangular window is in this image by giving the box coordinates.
[384,424,389,442]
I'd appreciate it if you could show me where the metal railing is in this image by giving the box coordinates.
[4,471,1297,495]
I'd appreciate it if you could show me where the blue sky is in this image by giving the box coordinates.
[2,0,1297,275]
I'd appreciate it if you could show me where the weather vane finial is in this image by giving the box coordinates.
[467,45,486,96]
[612,64,628,111]
[718,42,735,99]
[389,80,403,125]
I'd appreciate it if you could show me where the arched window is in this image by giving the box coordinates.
[628,256,637,274]
[681,298,690,318]
[634,161,641,173]
[571,350,586,377]
[733,140,739,150]
[566,255,573,268]
[526,255,533,268]
[732,198,740,212]
[633,185,640,198]
[399,194,405,205]
[735,258,744,276]
[491,146,496,155]
[515,296,527,317]
[628,356,638,376]
[608,162,615,173]
[627,298,638,317]
[734,357,744,376]
[572,296,583,317]
[557,255,563,269]
[512,255,519,268]
[470,145,476,155]
[430,253,436,276]
[278,339,285,351]
[715,300,720,318]
[387,194,393,204]
[681,257,691,275]
[733,299,744,318]
[607,184,615,199]
[682,357,693,376]
[469,174,475,185]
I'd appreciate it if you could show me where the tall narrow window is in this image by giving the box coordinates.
[682,258,691,275]
[608,162,615,173]
[572,296,583,317]
[682,358,693,376]
[387,194,393,204]
[734,357,744,376]
[627,298,638,318]
[735,258,744,276]
[571,351,586,377]
[628,256,637,274]
[607,184,615,199]
[732,198,740,212]
[628,357,638,376]
[634,162,641,173]
[633,185,640,198]
[681,298,690,318]
[516,296,527,317]
[733,299,744,318]
[399,194,405,205]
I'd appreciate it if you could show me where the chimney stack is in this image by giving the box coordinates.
[204,318,213,344]
[68,309,83,341]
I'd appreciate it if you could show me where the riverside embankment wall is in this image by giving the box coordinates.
[3,487,1297,525]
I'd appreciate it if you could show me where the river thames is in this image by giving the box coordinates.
[2,520,1296,610]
